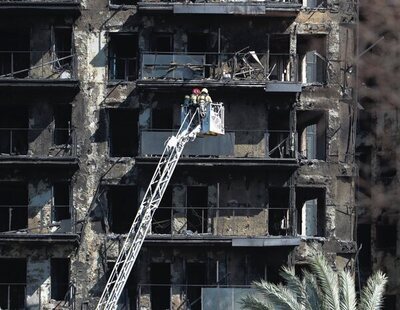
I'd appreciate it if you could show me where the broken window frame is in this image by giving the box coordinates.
[186,186,209,234]
[50,258,70,301]
[297,34,328,84]
[295,187,326,237]
[52,182,72,225]
[108,108,139,157]
[297,110,327,160]
[0,182,28,233]
[108,32,138,82]
[51,25,74,78]
[0,258,26,310]
[107,185,138,234]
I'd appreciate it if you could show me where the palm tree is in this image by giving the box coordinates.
[242,249,387,310]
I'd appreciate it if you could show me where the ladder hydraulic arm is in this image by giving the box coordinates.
[96,109,202,310]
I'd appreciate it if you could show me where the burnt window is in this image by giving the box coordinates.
[0,183,28,232]
[53,27,73,72]
[54,105,72,145]
[297,35,327,84]
[187,186,208,234]
[0,259,26,309]
[152,187,172,234]
[0,106,28,155]
[187,33,210,53]
[150,263,170,310]
[297,111,327,160]
[269,34,291,81]
[268,188,290,236]
[109,33,138,81]
[151,33,173,53]
[0,29,30,78]
[268,110,291,158]
[53,182,71,222]
[107,186,138,234]
[186,262,206,310]
[109,109,139,157]
[152,106,174,130]
[376,224,397,251]
[51,258,70,301]
[296,187,325,237]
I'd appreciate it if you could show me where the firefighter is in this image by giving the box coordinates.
[198,88,212,117]
[190,88,201,106]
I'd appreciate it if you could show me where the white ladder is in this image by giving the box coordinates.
[96,109,201,310]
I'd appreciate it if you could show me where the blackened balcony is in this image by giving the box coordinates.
[0,128,78,166]
[137,0,301,16]
[139,129,297,165]
[138,52,301,92]
[0,51,78,88]
[0,201,77,243]
[150,206,295,237]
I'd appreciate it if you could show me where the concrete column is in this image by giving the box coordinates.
[26,258,51,309]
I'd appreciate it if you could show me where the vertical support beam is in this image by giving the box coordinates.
[289,175,296,236]
[289,27,297,82]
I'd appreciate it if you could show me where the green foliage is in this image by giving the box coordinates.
[242,249,387,310]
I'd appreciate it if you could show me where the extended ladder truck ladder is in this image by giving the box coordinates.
[96,102,224,310]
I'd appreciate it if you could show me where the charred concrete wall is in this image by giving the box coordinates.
[0,0,357,309]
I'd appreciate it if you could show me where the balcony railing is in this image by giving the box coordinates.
[0,51,76,80]
[0,128,77,157]
[151,206,291,236]
[140,129,296,159]
[108,56,137,81]
[136,284,256,310]
[140,52,297,83]
[0,283,26,310]
[0,204,74,233]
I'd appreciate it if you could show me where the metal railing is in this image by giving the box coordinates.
[140,51,298,82]
[151,206,292,236]
[0,283,26,310]
[108,56,137,81]
[0,204,74,233]
[0,128,77,157]
[0,51,76,79]
[140,129,296,159]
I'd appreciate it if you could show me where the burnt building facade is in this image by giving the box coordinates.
[0,0,357,308]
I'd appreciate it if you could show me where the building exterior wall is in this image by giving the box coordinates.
[0,0,357,308]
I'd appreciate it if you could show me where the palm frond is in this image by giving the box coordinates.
[280,266,310,308]
[241,295,273,310]
[303,270,322,310]
[339,270,357,310]
[308,251,340,310]
[253,280,303,310]
[359,271,388,310]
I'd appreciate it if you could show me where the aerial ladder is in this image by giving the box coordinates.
[96,101,225,310]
